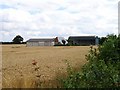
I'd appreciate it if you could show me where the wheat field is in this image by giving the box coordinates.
[2,44,90,88]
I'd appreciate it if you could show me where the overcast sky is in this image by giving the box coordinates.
[0,0,119,42]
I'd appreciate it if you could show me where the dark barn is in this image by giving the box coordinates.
[68,36,99,46]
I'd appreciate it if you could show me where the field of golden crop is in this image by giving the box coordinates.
[2,44,90,88]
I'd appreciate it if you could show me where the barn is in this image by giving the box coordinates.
[26,38,55,47]
[68,36,99,46]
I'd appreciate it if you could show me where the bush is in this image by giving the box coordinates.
[60,34,120,88]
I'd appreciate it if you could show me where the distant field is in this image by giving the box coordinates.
[2,44,90,88]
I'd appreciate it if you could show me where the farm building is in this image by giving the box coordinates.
[68,36,99,46]
[26,38,55,46]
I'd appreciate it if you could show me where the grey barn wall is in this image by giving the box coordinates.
[26,41,55,47]
[26,42,39,47]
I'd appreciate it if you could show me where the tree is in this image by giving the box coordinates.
[99,37,107,45]
[12,35,24,44]
[62,40,66,45]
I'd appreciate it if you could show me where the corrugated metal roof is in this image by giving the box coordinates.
[69,36,96,38]
[68,36,97,40]
[27,38,55,42]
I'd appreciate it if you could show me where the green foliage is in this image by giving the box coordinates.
[62,40,66,45]
[60,34,120,88]
[12,35,24,44]
[99,37,107,45]
[60,60,82,88]
[98,34,120,63]
[81,45,120,88]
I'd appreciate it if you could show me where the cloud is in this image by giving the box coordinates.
[0,0,119,41]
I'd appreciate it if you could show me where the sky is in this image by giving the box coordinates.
[0,0,119,42]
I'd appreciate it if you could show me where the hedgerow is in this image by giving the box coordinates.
[60,34,120,88]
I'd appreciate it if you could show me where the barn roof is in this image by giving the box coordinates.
[27,38,55,42]
[68,36,98,40]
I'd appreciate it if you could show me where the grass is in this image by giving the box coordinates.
[2,44,90,88]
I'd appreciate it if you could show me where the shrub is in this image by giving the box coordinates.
[60,34,120,88]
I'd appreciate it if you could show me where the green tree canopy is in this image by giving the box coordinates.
[12,35,24,44]
[62,40,66,45]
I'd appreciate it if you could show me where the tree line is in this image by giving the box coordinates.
[2,35,26,44]
[1,35,110,45]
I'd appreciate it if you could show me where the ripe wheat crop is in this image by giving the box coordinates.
[2,44,90,88]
